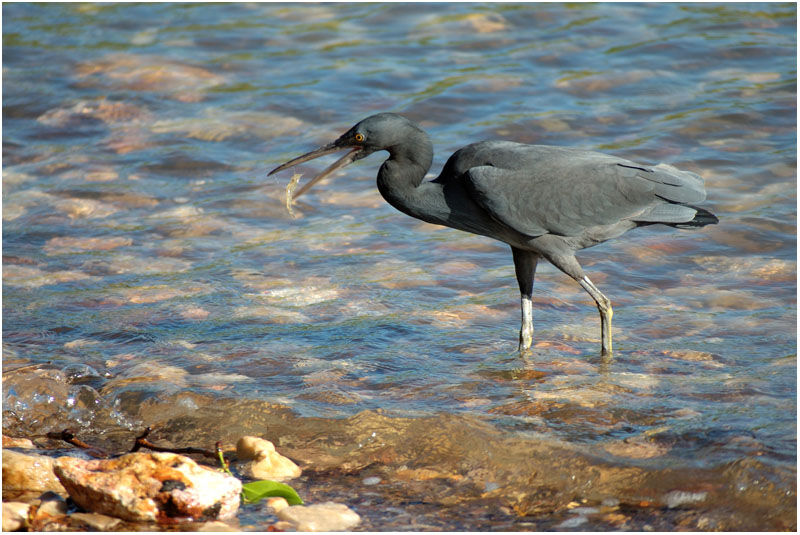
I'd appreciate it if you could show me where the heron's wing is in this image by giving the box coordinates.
[458,143,707,237]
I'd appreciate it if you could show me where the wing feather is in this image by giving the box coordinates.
[447,142,707,237]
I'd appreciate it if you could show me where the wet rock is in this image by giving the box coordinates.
[69,512,123,531]
[37,98,151,127]
[2,501,31,531]
[603,436,670,459]
[276,502,361,532]
[53,452,241,522]
[150,110,303,142]
[43,236,133,255]
[75,53,226,102]
[235,436,302,481]
[2,449,67,496]
[2,264,93,288]
[54,197,118,219]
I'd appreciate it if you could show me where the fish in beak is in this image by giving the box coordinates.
[268,132,372,199]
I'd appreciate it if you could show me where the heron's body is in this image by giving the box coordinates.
[270,113,718,355]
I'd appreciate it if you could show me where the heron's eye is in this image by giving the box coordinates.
[354,133,365,143]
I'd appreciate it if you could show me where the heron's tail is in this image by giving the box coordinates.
[634,204,719,229]
[667,205,719,228]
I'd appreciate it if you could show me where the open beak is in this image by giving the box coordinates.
[268,140,366,199]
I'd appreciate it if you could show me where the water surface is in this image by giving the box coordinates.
[3,2,796,530]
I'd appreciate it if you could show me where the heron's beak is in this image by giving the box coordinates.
[268,139,367,199]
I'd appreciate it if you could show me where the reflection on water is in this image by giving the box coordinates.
[2,2,796,530]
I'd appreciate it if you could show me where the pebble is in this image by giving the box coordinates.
[2,502,31,531]
[2,449,67,495]
[276,502,361,532]
[235,436,302,481]
[265,496,289,513]
[54,452,242,522]
[362,476,381,486]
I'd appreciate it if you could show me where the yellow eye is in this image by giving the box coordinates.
[354,133,365,143]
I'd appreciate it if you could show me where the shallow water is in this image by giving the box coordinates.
[3,2,796,531]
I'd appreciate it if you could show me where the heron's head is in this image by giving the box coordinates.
[268,113,428,199]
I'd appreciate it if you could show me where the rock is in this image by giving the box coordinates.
[34,491,69,516]
[2,436,35,449]
[2,449,67,496]
[277,502,361,532]
[53,452,241,523]
[235,436,301,481]
[196,519,240,531]
[2,502,30,531]
[43,236,133,255]
[69,512,123,531]
[28,492,70,531]
[265,496,289,513]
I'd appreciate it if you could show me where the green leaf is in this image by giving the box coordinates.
[241,480,304,505]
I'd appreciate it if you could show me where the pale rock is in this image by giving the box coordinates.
[2,436,35,449]
[53,452,241,522]
[69,512,123,531]
[664,490,708,508]
[2,449,67,495]
[277,502,361,532]
[235,436,301,481]
[196,519,240,531]
[2,502,30,531]
[265,496,289,513]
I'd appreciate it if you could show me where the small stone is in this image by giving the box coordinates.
[277,502,361,532]
[362,476,381,486]
[235,436,302,481]
[54,452,241,522]
[2,449,67,495]
[265,496,289,513]
[2,502,30,531]
[69,512,122,531]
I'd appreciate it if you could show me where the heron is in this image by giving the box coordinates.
[269,113,718,356]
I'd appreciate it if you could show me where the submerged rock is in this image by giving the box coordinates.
[2,449,67,497]
[276,501,361,532]
[235,436,302,481]
[53,452,241,523]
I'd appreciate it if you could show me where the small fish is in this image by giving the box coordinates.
[285,173,302,218]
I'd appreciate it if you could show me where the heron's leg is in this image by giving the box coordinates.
[579,276,613,356]
[511,247,540,352]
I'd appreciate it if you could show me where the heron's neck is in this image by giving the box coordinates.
[377,139,450,226]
